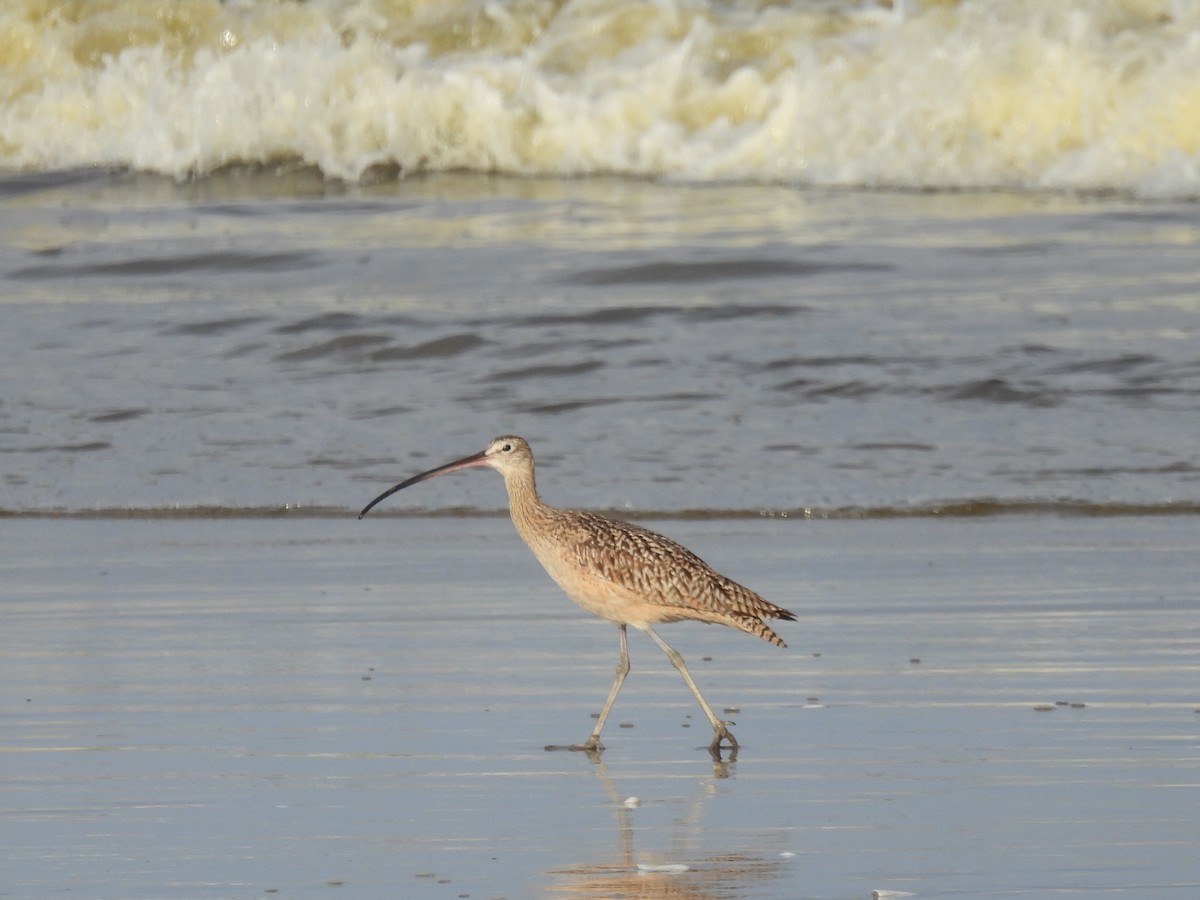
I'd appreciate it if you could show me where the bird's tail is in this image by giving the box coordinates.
[740,617,789,648]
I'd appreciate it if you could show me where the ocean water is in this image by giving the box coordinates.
[3,169,1198,516]
[3,0,1200,194]
[2,7,1199,897]
[1,0,1198,517]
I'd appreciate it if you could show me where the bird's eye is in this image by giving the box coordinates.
[501,443,512,452]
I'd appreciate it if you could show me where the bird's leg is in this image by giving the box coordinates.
[546,623,629,754]
[643,626,739,759]
[582,623,630,750]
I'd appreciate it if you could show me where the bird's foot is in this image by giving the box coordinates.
[544,738,604,755]
[708,723,739,762]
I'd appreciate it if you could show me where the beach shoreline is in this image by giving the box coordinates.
[3,514,1197,898]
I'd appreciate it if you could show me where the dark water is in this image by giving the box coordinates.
[2,169,1198,515]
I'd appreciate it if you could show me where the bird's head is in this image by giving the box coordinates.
[480,435,532,475]
[358,435,533,518]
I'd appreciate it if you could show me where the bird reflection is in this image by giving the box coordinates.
[543,760,791,898]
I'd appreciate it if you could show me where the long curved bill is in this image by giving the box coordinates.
[358,449,490,519]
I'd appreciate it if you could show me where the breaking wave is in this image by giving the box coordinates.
[3,0,1200,196]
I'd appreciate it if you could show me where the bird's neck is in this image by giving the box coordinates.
[501,466,554,535]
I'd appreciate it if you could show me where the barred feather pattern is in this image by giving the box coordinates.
[569,512,793,645]
[498,439,796,648]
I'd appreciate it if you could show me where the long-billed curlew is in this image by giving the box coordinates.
[359,435,795,758]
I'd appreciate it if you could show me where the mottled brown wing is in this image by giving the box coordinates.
[563,511,795,630]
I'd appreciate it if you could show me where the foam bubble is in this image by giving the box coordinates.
[2,0,1198,196]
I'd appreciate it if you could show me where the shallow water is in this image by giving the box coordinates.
[2,516,1197,899]
[2,170,1198,515]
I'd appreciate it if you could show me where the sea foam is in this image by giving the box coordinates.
[2,0,1198,196]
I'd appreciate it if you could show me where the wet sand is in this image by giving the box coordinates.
[3,515,1197,899]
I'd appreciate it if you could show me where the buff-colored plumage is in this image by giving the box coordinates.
[359,434,795,759]
[530,508,792,644]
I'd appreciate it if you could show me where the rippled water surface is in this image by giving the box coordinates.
[2,170,1199,515]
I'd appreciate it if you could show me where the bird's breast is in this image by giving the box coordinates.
[521,537,689,627]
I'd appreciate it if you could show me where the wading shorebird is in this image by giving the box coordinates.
[359,435,795,759]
